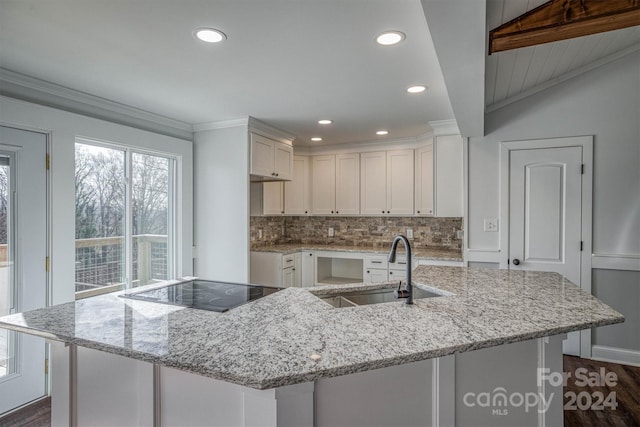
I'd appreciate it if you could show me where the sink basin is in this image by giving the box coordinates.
[319,286,440,308]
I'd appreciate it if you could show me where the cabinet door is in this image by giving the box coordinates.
[250,133,275,178]
[388,269,406,283]
[273,141,293,180]
[335,154,360,215]
[263,182,284,215]
[283,267,295,288]
[386,149,414,215]
[312,155,336,214]
[434,135,463,217]
[293,253,302,287]
[300,252,315,287]
[415,145,434,216]
[284,156,310,215]
[364,268,388,283]
[360,152,387,215]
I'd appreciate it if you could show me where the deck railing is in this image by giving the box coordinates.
[75,234,168,295]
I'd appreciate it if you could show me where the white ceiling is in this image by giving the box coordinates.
[0,0,456,145]
[486,0,640,110]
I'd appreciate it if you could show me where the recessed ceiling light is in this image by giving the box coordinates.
[311,137,323,142]
[194,28,226,43]
[318,119,333,125]
[376,130,389,136]
[407,85,427,94]
[376,31,405,46]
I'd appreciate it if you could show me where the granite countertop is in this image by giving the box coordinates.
[0,266,623,390]
[251,243,463,261]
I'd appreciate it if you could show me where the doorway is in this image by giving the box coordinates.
[500,136,593,357]
[0,126,48,414]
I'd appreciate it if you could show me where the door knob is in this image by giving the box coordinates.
[512,259,521,266]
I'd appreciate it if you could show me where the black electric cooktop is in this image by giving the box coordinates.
[119,280,282,312]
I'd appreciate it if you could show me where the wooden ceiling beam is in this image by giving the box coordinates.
[489,0,640,54]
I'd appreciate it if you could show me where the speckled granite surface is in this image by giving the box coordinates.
[0,266,623,390]
[251,244,463,261]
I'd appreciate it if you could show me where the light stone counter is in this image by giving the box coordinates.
[0,266,623,390]
[251,243,463,261]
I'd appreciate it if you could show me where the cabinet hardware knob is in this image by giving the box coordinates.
[305,210,308,214]
[309,253,313,256]
[382,211,385,213]
[387,211,390,214]
[367,270,370,273]
[390,271,393,275]
[276,173,279,176]
[512,259,521,266]
[336,211,339,214]
[331,210,334,214]
[281,211,284,214]
[417,210,421,213]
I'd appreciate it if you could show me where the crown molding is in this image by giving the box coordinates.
[0,68,193,141]
[427,119,460,136]
[294,136,424,155]
[248,117,296,143]
[192,118,250,132]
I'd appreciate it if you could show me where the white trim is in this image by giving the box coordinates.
[192,118,249,132]
[592,253,640,271]
[499,136,594,358]
[464,249,502,263]
[591,345,640,367]
[0,69,193,141]
[294,136,421,155]
[486,44,640,113]
[432,355,455,427]
[462,136,469,265]
[428,119,460,136]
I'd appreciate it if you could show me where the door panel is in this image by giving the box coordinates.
[509,146,582,355]
[0,126,47,414]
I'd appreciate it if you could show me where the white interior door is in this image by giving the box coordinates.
[0,126,47,414]
[509,145,583,355]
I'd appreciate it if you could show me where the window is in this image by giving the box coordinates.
[74,141,175,298]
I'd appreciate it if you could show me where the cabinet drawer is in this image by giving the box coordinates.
[389,256,408,270]
[365,255,388,269]
[282,253,296,268]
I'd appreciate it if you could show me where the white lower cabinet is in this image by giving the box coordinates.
[300,251,315,287]
[250,252,303,287]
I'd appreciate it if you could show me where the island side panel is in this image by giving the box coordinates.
[315,359,435,427]
[455,335,564,426]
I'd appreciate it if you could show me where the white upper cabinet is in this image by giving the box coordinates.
[335,154,360,215]
[250,133,293,180]
[313,154,360,215]
[263,182,284,215]
[415,144,434,216]
[361,150,413,215]
[312,155,336,214]
[284,156,311,215]
[386,150,414,215]
[360,152,387,214]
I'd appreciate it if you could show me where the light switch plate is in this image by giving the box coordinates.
[406,228,414,238]
[484,218,498,232]
[258,229,263,239]
[328,227,334,237]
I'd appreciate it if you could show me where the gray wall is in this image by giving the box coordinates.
[466,51,640,354]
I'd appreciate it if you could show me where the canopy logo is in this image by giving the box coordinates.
[462,388,553,415]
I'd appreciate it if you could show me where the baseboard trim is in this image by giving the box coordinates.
[591,345,640,367]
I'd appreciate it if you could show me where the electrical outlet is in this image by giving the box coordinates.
[484,218,498,232]
[328,227,334,237]
[406,228,414,239]
[457,230,464,239]
[258,229,263,240]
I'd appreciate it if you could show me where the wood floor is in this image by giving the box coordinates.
[0,397,50,427]
[0,357,638,426]
[563,356,640,427]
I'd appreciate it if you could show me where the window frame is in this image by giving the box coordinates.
[74,137,179,298]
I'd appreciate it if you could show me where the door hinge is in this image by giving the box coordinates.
[45,256,50,272]
[44,358,49,375]
[581,164,584,174]
[46,153,50,170]
[580,241,584,251]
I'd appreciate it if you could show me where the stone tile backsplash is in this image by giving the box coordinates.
[251,216,463,250]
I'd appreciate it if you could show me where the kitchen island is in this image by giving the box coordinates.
[0,266,623,426]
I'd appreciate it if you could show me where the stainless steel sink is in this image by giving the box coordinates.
[320,286,440,308]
